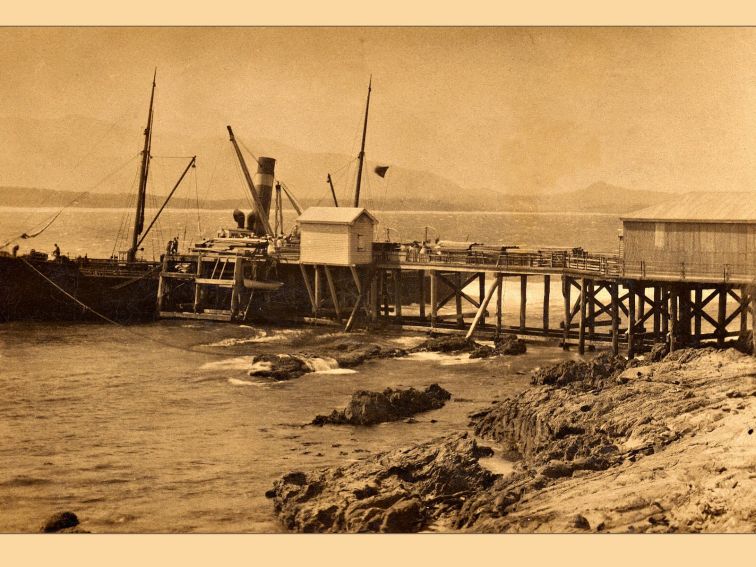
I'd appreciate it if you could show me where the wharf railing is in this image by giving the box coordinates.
[375,249,623,277]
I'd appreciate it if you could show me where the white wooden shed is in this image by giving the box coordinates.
[297,207,378,265]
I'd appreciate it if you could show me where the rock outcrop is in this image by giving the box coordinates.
[40,511,89,533]
[266,433,497,533]
[270,347,756,533]
[312,384,452,426]
[470,335,527,359]
[248,340,407,380]
[456,347,756,532]
[412,335,478,354]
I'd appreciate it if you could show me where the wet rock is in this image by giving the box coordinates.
[530,352,626,389]
[268,433,497,533]
[249,354,310,380]
[571,514,591,530]
[379,498,424,533]
[493,335,527,355]
[469,345,496,359]
[41,511,80,533]
[332,342,384,367]
[312,384,452,426]
[647,343,669,362]
[413,336,478,353]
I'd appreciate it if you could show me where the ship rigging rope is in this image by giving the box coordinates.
[2,152,141,250]
[20,258,240,358]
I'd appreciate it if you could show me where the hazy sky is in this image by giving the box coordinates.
[2,27,756,195]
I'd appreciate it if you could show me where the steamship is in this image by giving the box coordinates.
[0,73,190,323]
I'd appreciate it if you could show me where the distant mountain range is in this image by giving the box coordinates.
[0,181,675,215]
[0,114,676,214]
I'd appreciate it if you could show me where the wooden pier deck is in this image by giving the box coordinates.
[158,244,755,358]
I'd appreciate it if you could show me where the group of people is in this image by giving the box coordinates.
[165,236,180,256]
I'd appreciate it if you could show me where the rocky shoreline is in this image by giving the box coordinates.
[267,346,756,533]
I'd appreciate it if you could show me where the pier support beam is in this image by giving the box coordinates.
[751,287,756,357]
[739,285,749,341]
[466,274,499,340]
[418,270,426,321]
[587,280,595,342]
[430,270,438,328]
[543,275,550,331]
[717,286,727,347]
[669,287,678,353]
[628,283,636,359]
[323,266,342,323]
[611,282,620,355]
[562,276,572,350]
[314,266,322,316]
[652,286,661,342]
[495,274,503,337]
[393,269,402,323]
[455,273,464,328]
[479,273,486,327]
[520,275,527,332]
[578,277,587,355]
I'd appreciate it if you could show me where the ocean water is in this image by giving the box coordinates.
[0,207,622,260]
[0,207,617,532]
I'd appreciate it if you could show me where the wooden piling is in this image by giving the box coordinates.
[313,265,321,316]
[587,280,595,341]
[661,287,669,337]
[455,273,464,328]
[394,269,402,322]
[479,273,486,327]
[520,275,527,332]
[495,274,503,336]
[717,286,727,347]
[369,271,378,322]
[669,287,678,352]
[611,282,619,355]
[430,270,438,328]
[636,285,645,344]
[751,287,756,357]
[578,277,587,355]
[418,269,426,321]
[652,286,661,342]
[562,276,571,349]
[628,283,636,359]
[694,286,702,339]
[543,275,550,331]
[323,265,342,322]
[739,284,748,341]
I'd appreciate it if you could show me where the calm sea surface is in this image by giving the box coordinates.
[0,208,617,532]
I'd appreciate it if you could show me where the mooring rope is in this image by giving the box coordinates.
[20,257,244,357]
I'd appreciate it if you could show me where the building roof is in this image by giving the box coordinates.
[621,192,756,223]
[297,207,378,225]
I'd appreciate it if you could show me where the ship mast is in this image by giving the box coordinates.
[353,76,372,208]
[127,69,157,263]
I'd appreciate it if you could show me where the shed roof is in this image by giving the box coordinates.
[297,207,378,225]
[621,192,756,223]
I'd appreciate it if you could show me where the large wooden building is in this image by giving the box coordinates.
[620,192,756,284]
[297,207,378,266]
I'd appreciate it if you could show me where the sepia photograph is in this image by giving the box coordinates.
[0,23,754,538]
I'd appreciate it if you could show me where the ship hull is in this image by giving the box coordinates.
[0,255,160,323]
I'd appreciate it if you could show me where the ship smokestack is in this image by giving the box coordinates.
[253,157,276,235]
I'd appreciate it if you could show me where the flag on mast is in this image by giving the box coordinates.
[374,165,389,178]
